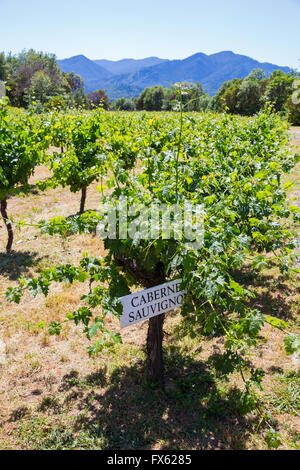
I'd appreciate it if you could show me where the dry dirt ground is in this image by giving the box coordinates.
[0,134,299,450]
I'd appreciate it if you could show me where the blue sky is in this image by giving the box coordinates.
[0,0,299,68]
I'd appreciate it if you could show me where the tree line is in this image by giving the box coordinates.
[128,69,300,125]
[0,49,108,111]
[1,50,299,124]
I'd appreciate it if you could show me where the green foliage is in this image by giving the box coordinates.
[47,110,107,211]
[87,89,109,110]
[4,103,299,425]
[0,52,6,81]
[0,103,45,199]
[136,86,165,111]
[113,97,136,111]
[3,50,69,108]
[62,72,84,94]
[44,96,68,112]
[48,321,62,336]
[286,91,300,125]
[217,69,267,116]
[136,83,211,112]
[209,79,240,112]
[0,49,86,110]
[25,70,54,105]
[72,88,88,109]
[44,109,140,211]
[211,68,299,118]
[268,372,300,415]
[284,334,300,355]
[2,48,298,121]
[262,70,294,113]
[219,79,243,114]
[179,83,211,112]
[0,102,50,249]
[265,429,281,449]
[6,286,23,304]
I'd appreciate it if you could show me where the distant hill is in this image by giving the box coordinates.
[58,51,291,100]
[94,57,169,75]
[58,55,113,86]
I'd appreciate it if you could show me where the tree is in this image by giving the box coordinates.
[44,95,68,112]
[63,72,84,94]
[262,70,295,113]
[161,87,175,110]
[26,70,53,104]
[218,79,243,114]
[209,79,241,112]
[136,88,147,110]
[0,52,7,81]
[72,88,88,109]
[286,94,300,125]
[197,94,212,111]
[180,83,211,111]
[87,89,109,110]
[247,69,266,81]
[5,50,70,108]
[210,70,267,116]
[136,86,164,111]
[235,69,266,116]
[113,97,136,111]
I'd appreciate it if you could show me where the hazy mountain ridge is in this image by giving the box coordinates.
[58,51,291,100]
[94,57,169,75]
[58,55,113,84]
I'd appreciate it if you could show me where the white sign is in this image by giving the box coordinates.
[119,279,187,328]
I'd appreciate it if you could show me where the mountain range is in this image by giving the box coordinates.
[58,51,291,100]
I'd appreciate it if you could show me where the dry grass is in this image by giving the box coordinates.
[0,135,299,450]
